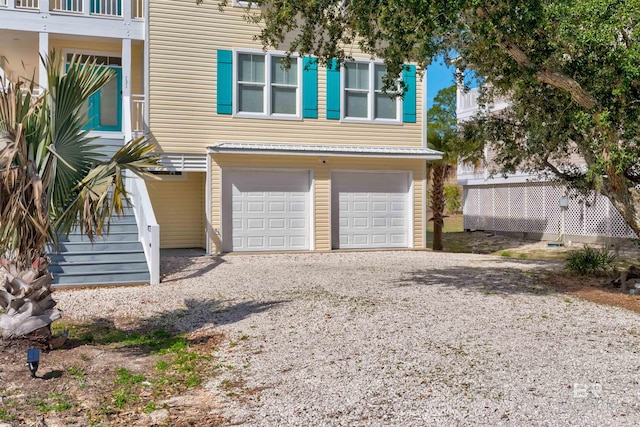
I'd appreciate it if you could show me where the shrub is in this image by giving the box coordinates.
[565,245,617,275]
[444,185,461,214]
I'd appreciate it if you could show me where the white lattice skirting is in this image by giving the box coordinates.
[463,182,638,240]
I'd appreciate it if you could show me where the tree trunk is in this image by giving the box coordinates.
[431,164,447,251]
[0,258,61,341]
[602,184,640,239]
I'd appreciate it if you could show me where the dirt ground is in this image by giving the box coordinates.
[0,325,228,426]
[441,230,640,314]
[1,231,639,426]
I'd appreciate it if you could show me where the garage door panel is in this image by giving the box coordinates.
[332,172,410,249]
[372,234,388,244]
[372,201,388,212]
[247,202,265,212]
[268,201,285,212]
[290,218,307,229]
[223,170,311,252]
[246,218,264,229]
[269,218,285,229]
[290,202,306,212]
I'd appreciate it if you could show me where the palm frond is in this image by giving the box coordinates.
[54,136,159,241]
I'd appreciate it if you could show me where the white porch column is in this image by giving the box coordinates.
[122,38,132,141]
[38,32,49,91]
[39,0,49,13]
[122,0,131,20]
[83,0,91,16]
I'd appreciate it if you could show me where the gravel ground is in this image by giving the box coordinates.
[56,251,640,426]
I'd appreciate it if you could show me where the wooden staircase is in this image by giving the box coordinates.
[46,137,152,287]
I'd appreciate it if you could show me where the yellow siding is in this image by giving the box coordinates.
[147,172,206,248]
[149,0,425,155]
[209,154,425,253]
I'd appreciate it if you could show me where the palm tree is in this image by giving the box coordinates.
[0,51,158,340]
[427,85,482,251]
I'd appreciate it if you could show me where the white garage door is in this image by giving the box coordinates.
[332,171,410,249]
[222,170,311,252]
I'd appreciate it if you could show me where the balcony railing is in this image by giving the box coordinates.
[457,87,480,118]
[4,0,144,18]
[131,94,146,137]
[15,0,39,9]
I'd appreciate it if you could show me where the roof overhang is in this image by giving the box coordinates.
[208,142,442,160]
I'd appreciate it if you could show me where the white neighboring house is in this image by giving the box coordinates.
[456,87,637,243]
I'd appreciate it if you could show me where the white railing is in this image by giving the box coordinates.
[131,94,145,137]
[126,171,160,285]
[51,0,82,13]
[457,161,484,177]
[132,0,142,18]
[91,0,121,17]
[16,0,39,9]
[4,0,144,18]
[457,87,480,118]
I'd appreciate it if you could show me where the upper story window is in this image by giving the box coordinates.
[236,52,301,118]
[232,1,256,8]
[343,61,401,123]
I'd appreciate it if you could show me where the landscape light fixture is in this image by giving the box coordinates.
[26,348,40,378]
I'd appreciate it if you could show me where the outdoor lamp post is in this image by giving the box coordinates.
[27,348,40,378]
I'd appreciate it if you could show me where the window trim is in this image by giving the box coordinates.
[233,49,303,120]
[341,59,402,124]
[232,0,255,8]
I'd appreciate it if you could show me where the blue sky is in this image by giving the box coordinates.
[426,56,456,110]
[426,56,480,110]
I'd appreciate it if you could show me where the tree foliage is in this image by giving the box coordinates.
[210,0,640,236]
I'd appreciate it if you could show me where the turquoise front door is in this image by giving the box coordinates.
[87,67,122,132]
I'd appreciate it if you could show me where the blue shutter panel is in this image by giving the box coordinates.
[402,65,417,123]
[302,57,318,119]
[326,59,341,120]
[217,50,233,115]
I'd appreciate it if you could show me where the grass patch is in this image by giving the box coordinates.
[31,393,74,413]
[426,215,464,233]
[86,327,216,418]
[0,408,16,421]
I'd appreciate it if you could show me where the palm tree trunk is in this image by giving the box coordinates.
[431,164,447,251]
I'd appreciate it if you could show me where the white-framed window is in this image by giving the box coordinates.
[232,1,255,8]
[235,50,301,119]
[343,61,401,123]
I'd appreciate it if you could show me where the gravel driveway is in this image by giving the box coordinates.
[57,251,640,426]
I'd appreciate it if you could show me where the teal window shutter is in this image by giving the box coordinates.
[402,65,417,123]
[217,50,233,115]
[302,57,318,119]
[326,59,340,120]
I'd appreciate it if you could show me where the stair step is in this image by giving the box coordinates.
[50,261,148,274]
[58,231,139,243]
[52,271,150,287]
[49,241,144,252]
[48,251,147,263]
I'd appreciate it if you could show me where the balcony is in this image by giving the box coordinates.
[0,0,145,39]
[2,0,143,18]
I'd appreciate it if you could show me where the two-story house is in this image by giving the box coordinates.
[146,0,438,255]
[2,0,439,286]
